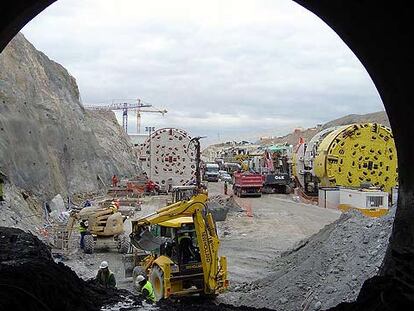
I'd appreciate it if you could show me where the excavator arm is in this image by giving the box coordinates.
[132,194,208,227]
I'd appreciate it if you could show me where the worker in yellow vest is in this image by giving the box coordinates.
[96,261,116,288]
[135,275,156,303]
[78,220,88,249]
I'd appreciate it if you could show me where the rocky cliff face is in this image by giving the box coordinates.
[0,33,138,199]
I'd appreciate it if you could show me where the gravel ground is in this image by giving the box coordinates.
[62,195,169,291]
[1,183,399,311]
[208,182,341,286]
[222,205,395,311]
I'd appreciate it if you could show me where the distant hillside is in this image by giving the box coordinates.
[204,111,390,155]
[321,111,389,130]
[260,111,389,145]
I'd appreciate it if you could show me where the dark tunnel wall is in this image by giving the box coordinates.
[0,0,413,309]
[0,0,56,52]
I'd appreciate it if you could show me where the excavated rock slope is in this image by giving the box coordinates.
[0,33,139,199]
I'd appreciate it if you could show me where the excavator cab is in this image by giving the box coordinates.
[155,220,202,270]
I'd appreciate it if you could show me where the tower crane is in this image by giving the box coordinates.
[84,99,167,134]
[136,106,167,134]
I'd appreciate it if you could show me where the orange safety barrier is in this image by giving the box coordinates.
[126,182,146,194]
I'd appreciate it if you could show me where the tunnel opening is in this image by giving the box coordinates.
[0,1,413,310]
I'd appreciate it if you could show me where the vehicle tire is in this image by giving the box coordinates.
[150,265,164,301]
[83,234,94,254]
[117,234,130,254]
[132,266,146,291]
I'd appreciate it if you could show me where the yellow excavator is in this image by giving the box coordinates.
[128,193,228,300]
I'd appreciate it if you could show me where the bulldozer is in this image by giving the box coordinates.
[127,193,228,301]
[67,203,130,254]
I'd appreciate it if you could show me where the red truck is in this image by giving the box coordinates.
[232,172,264,197]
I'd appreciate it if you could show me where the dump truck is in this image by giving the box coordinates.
[67,204,129,254]
[232,172,263,197]
[127,194,228,300]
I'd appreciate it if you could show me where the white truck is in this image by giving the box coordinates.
[203,163,220,182]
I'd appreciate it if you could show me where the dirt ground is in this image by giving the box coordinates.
[63,183,340,291]
[62,195,170,292]
[61,182,341,309]
[206,182,341,288]
[5,181,399,310]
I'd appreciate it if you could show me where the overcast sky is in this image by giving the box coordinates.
[21,0,384,146]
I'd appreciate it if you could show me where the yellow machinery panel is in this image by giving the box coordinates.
[314,123,398,193]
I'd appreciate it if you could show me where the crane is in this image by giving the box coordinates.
[84,99,167,133]
[136,105,167,134]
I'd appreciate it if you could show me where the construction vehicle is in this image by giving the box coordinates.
[203,163,220,182]
[67,203,129,254]
[127,193,228,300]
[262,173,292,194]
[223,162,241,175]
[167,185,199,204]
[261,149,294,194]
[232,172,263,197]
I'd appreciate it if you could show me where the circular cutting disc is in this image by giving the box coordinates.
[314,123,398,192]
[140,128,196,189]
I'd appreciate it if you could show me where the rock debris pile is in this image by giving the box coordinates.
[207,194,244,222]
[227,207,396,310]
[0,226,142,311]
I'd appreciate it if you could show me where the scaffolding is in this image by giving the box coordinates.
[51,223,72,256]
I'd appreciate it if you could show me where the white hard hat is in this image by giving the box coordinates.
[136,275,145,283]
[99,261,108,269]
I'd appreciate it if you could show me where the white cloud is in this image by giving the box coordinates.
[21,0,384,144]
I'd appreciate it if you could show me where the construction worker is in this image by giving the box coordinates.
[135,275,156,303]
[112,175,119,187]
[78,220,88,249]
[224,181,228,195]
[109,201,118,213]
[96,261,116,288]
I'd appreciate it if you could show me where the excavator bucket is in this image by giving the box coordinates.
[130,229,167,251]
